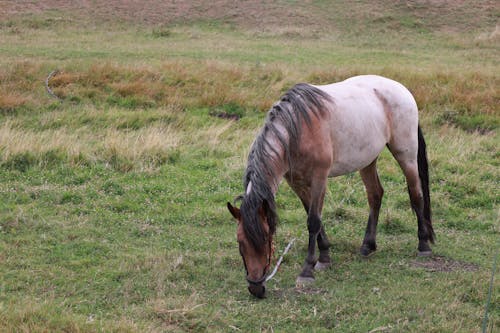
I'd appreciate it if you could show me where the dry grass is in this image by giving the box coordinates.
[0,121,86,159]
[0,113,239,171]
[2,59,498,117]
[0,59,497,173]
[38,61,286,112]
[0,92,29,113]
[0,62,39,113]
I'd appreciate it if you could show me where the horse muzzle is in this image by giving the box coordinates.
[248,283,266,298]
[247,276,267,298]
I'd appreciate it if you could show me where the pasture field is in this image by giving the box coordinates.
[0,1,499,332]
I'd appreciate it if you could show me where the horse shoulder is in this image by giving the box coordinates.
[296,114,334,168]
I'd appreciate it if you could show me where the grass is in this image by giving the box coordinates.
[0,1,499,332]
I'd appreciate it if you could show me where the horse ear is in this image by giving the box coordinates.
[227,202,241,220]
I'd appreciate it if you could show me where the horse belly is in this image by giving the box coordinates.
[328,140,386,177]
[327,99,389,177]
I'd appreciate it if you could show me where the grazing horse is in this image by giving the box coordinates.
[227,75,434,298]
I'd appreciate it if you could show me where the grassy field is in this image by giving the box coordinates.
[0,1,499,332]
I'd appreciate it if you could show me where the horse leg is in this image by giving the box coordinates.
[359,159,384,257]
[315,225,332,270]
[397,159,433,256]
[296,197,331,271]
[296,177,328,283]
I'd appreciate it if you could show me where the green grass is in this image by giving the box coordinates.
[0,1,499,332]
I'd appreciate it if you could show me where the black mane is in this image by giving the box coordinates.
[240,83,332,250]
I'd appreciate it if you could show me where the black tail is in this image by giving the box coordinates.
[417,126,435,243]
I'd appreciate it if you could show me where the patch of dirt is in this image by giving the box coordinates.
[410,255,479,273]
[1,1,496,35]
[0,0,326,34]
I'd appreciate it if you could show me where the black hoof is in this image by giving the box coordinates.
[314,261,331,271]
[418,242,432,257]
[296,275,315,285]
[417,250,433,257]
[360,243,377,257]
[297,266,315,283]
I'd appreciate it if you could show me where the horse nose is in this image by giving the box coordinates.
[248,284,266,298]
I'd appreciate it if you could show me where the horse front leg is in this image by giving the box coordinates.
[297,199,331,271]
[315,225,332,270]
[297,179,327,284]
[297,213,321,283]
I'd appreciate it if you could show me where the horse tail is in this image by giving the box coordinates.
[417,125,435,243]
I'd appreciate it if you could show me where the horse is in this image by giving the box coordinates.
[227,75,435,298]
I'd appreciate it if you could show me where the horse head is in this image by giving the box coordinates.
[227,201,274,298]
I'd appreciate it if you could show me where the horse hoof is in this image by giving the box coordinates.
[417,250,433,257]
[314,261,331,271]
[360,247,376,257]
[296,276,315,286]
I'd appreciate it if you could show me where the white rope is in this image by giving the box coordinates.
[265,238,296,282]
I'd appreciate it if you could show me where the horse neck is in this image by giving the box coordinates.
[266,151,288,196]
[256,124,290,195]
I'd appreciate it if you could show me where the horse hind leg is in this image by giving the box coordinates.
[359,159,384,257]
[394,157,434,256]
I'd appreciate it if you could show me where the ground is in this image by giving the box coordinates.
[0,1,498,332]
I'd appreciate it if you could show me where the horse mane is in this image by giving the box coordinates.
[240,83,333,250]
